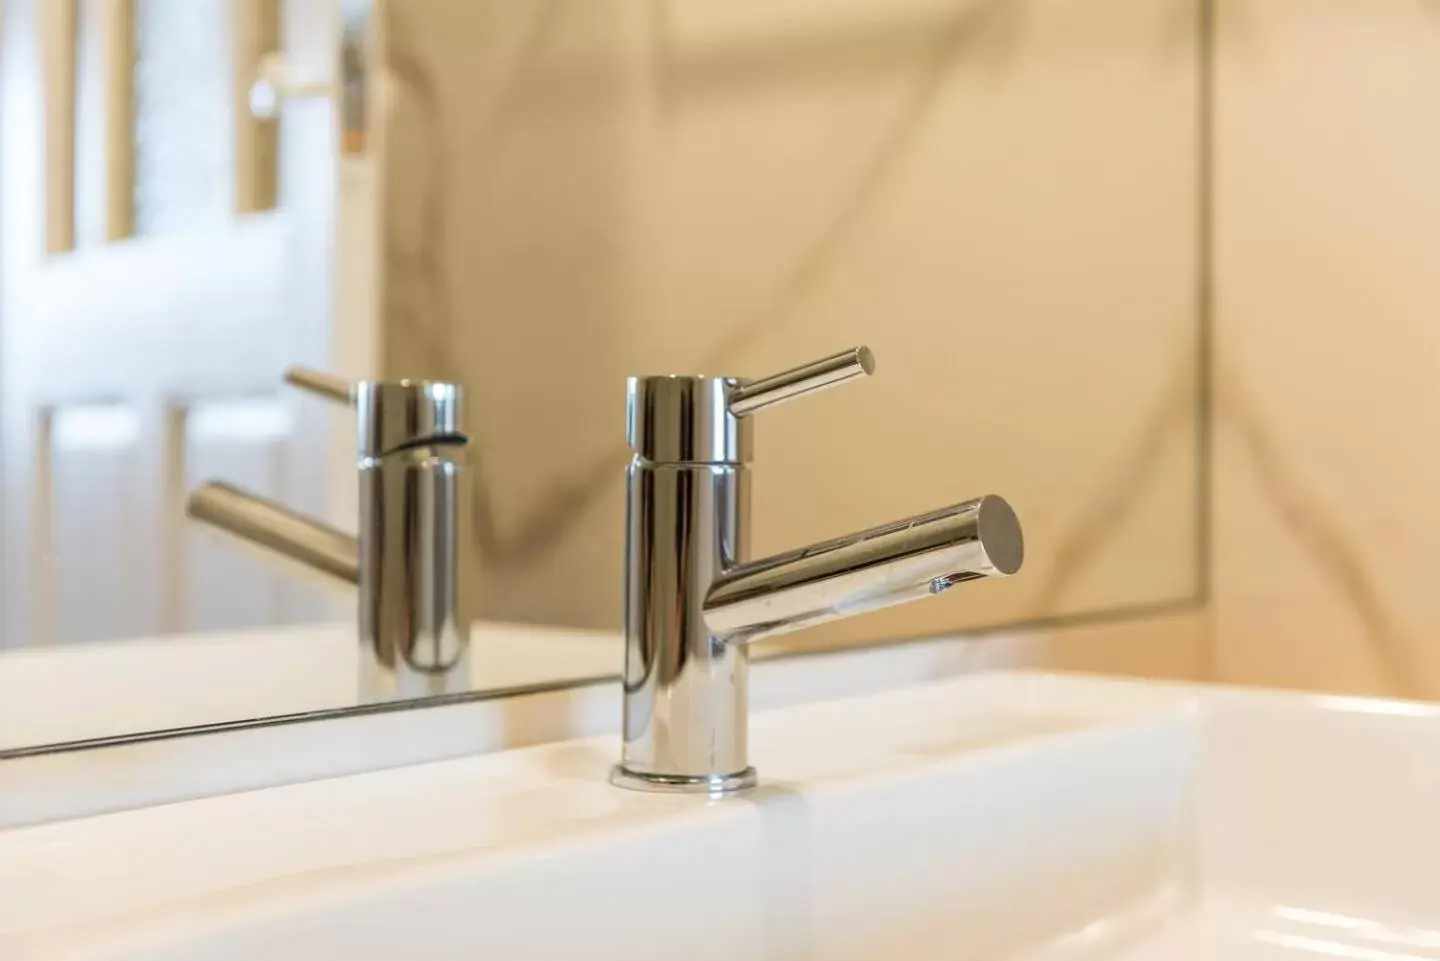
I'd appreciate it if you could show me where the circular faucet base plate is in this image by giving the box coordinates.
[609,765,757,796]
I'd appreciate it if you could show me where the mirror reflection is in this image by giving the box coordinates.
[0,0,1203,754]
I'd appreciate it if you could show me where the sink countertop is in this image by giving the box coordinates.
[6,671,1438,960]
[0,627,1038,829]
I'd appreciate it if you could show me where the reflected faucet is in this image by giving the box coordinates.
[185,368,472,701]
[611,346,1023,795]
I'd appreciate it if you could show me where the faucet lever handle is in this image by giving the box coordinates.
[284,366,355,407]
[728,345,875,417]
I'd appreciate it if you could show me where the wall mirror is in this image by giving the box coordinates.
[0,0,1205,758]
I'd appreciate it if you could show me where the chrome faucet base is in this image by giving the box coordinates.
[608,766,758,796]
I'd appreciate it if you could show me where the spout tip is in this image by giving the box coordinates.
[977,495,1024,575]
[855,345,876,376]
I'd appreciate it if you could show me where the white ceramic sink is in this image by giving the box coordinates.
[4,672,1438,960]
[0,621,620,749]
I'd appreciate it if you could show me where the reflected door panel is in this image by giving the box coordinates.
[0,0,343,649]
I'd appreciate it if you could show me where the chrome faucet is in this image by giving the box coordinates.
[611,346,1024,795]
[186,367,472,701]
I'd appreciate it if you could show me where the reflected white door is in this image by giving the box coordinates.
[0,0,345,647]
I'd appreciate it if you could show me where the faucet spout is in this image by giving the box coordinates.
[704,495,1022,644]
[187,481,360,585]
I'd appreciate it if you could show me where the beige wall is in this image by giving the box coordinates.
[1061,0,1440,700]
[1210,0,1440,699]
[375,0,1204,649]
[366,0,1440,697]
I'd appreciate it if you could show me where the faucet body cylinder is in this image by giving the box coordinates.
[620,457,753,788]
[358,440,472,700]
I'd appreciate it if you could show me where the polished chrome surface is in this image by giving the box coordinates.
[625,346,875,465]
[284,365,353,406]
[728,345,875,416]
[626,375,748,464]
[186,369,472,700]
[357,438,470,692]
[618,460,752,782]
[607,765,758,796]
[187,481,359,585]
[613,345,1023,794]
[285,366,466,457]
[705,495,1022,645]
[355,378,465,459]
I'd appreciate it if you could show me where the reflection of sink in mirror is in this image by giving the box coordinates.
[7,673,1436,960]
[0,623,619,751]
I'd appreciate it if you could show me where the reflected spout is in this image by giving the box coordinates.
[186,481,359,585]
[704,495,1022,645]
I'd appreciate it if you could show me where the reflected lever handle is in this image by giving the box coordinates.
[728,346,875,417]
[284,366,355,407]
